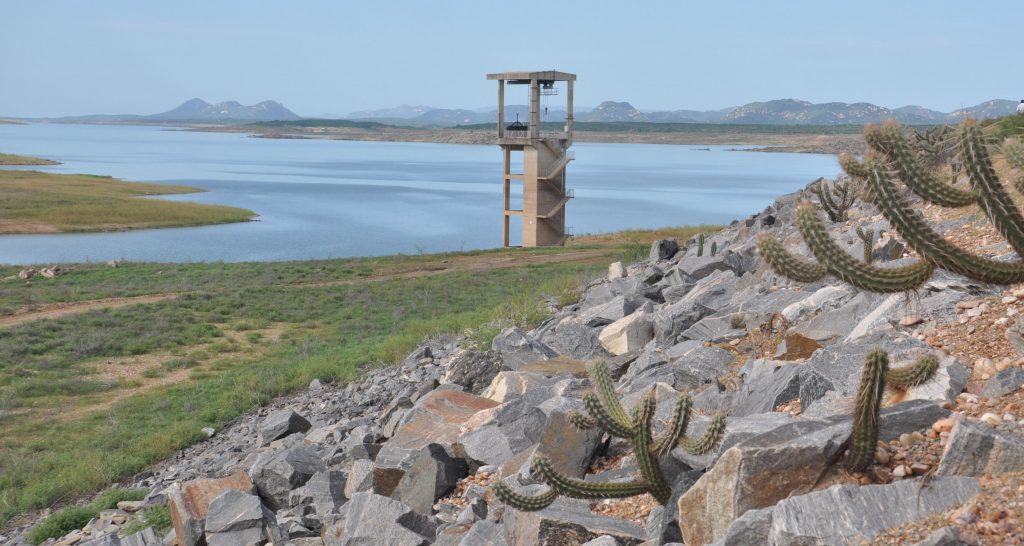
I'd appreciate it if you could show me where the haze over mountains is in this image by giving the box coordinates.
[32,97,1020,126]
[349,98,1020,126]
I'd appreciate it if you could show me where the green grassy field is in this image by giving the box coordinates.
[0,170,254,234]
[0,153,60,166]
[0,227,721,527]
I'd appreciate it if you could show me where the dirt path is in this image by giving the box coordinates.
[0,294,179,329]
[0,249,614,329]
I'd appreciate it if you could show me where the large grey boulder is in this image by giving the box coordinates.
[676,401,949,545]
[258,410,312,446]
[249,445,327,510]
[491,327,559,370]
[980,367,1024,398]
[619,341,732,394]
[677,250,749,280]
[580,295,640,327]
[167,471,257,546]
[936,417,1024,477]
[443,350,503,394]
[539,320,609,361]
[768,477,981,545]
[653,300,713,347]
[203,489,265,546]
[120,527,160,546]
[457,399,547,468]
[290,470,347,517]
[502,499,646,546]
[728,360,801,417]
[650,238,680,262]
[321,492,436,546]
[391,443,468,514]
[707,507,773,546]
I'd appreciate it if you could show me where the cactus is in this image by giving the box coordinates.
[848,350,938,471]
[856,226,874,264]
[710,241,718,257]
[492,361,725,510]
[1004,137,1024,195]
[697,233,705,257]
[760,119,1024,290]
[813,178,855,222]
[912,125,956,169]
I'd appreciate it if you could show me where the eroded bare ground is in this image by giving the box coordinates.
[0,249,612,330]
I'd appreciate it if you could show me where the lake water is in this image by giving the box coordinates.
[0,123,838,264]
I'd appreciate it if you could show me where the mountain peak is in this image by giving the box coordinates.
[150,99,300,122]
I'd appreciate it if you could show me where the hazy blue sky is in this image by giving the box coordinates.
[2,1,1018,117]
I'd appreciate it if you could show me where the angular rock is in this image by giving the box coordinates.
[258,410,312,446]
[608,261,626,280]
[598,311,653,356]
[620,341,732,393]
[1008,315,1024,357]
[912,527,961,546]
[780,285,853,322]
[290,470,347,516]
[653,299,713,347]
[650,238,680,262]
[249,445,327,510]
[376,390,499,495]
[203,489,265,546]
[443,350,503,394]
[769,477,981,545]
[503,501,646,546]
[936,417,1024,477]
[679,315,745,343]
[706,507,772,546]
[728,360,801,417]
[979,367,1024,398]
[391,444,468,514]
[167,471,256,546]
[675,416,849,545]
[580,296,639,327]
[120,527,160,546]
[321,492,436,546]
[491,327,559,370]
[458,399,547,468]
[539,320,609,361]
[772,332,821,361]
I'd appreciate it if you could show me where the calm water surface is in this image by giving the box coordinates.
[0,123,838,264]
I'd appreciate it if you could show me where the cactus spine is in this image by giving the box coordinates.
[710,241,718,257]
[697,233,705,257]
[492,361,725,510]
[848,350,939,471]
[856,226,875,264]
[761,119,1024,290]
[813,178,855,222]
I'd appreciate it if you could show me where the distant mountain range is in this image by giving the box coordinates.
[347,98,1020,126]
[29,97,1021,127]
[53,99,300,124]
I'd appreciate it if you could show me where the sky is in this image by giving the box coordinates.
[1,1,1019,118]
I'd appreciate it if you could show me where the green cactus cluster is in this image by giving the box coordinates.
[848,350,938,471]
[697,233,705,257]
[912,126,957,169]
[759,119,1024,291]
[492,361,726,510]
[856,226,875,264]
[813,178,856,222]
[710,241,718,257]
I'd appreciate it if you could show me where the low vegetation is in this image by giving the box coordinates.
[0,153,60,166]
[24,488,147,544]
[0,232,707,526]
[0,170,254,233]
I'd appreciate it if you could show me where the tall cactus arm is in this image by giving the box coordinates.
[588,361,635,435]
[1003,138,1024,195]
[567,410,597,430]
[582,393,633,438]
[866,124,977,208]
[865,158,1024,284]
[856,226,875,264]
[653,394,693,456]
[758,235,828,283]
[679,414,727,455]
[491,482,558,512]
[632,396,672,504]
[533,455,652,500]
[960,121,1024,256]
[795,204,936,292]
[884,355,939,389]
[840,154,870,180]
[848,350,888,471]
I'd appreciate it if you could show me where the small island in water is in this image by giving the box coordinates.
[0,155,255,234]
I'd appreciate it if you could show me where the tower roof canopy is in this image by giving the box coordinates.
[486,70,576,83]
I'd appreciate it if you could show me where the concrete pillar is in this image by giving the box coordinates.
[497,80,505,139]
